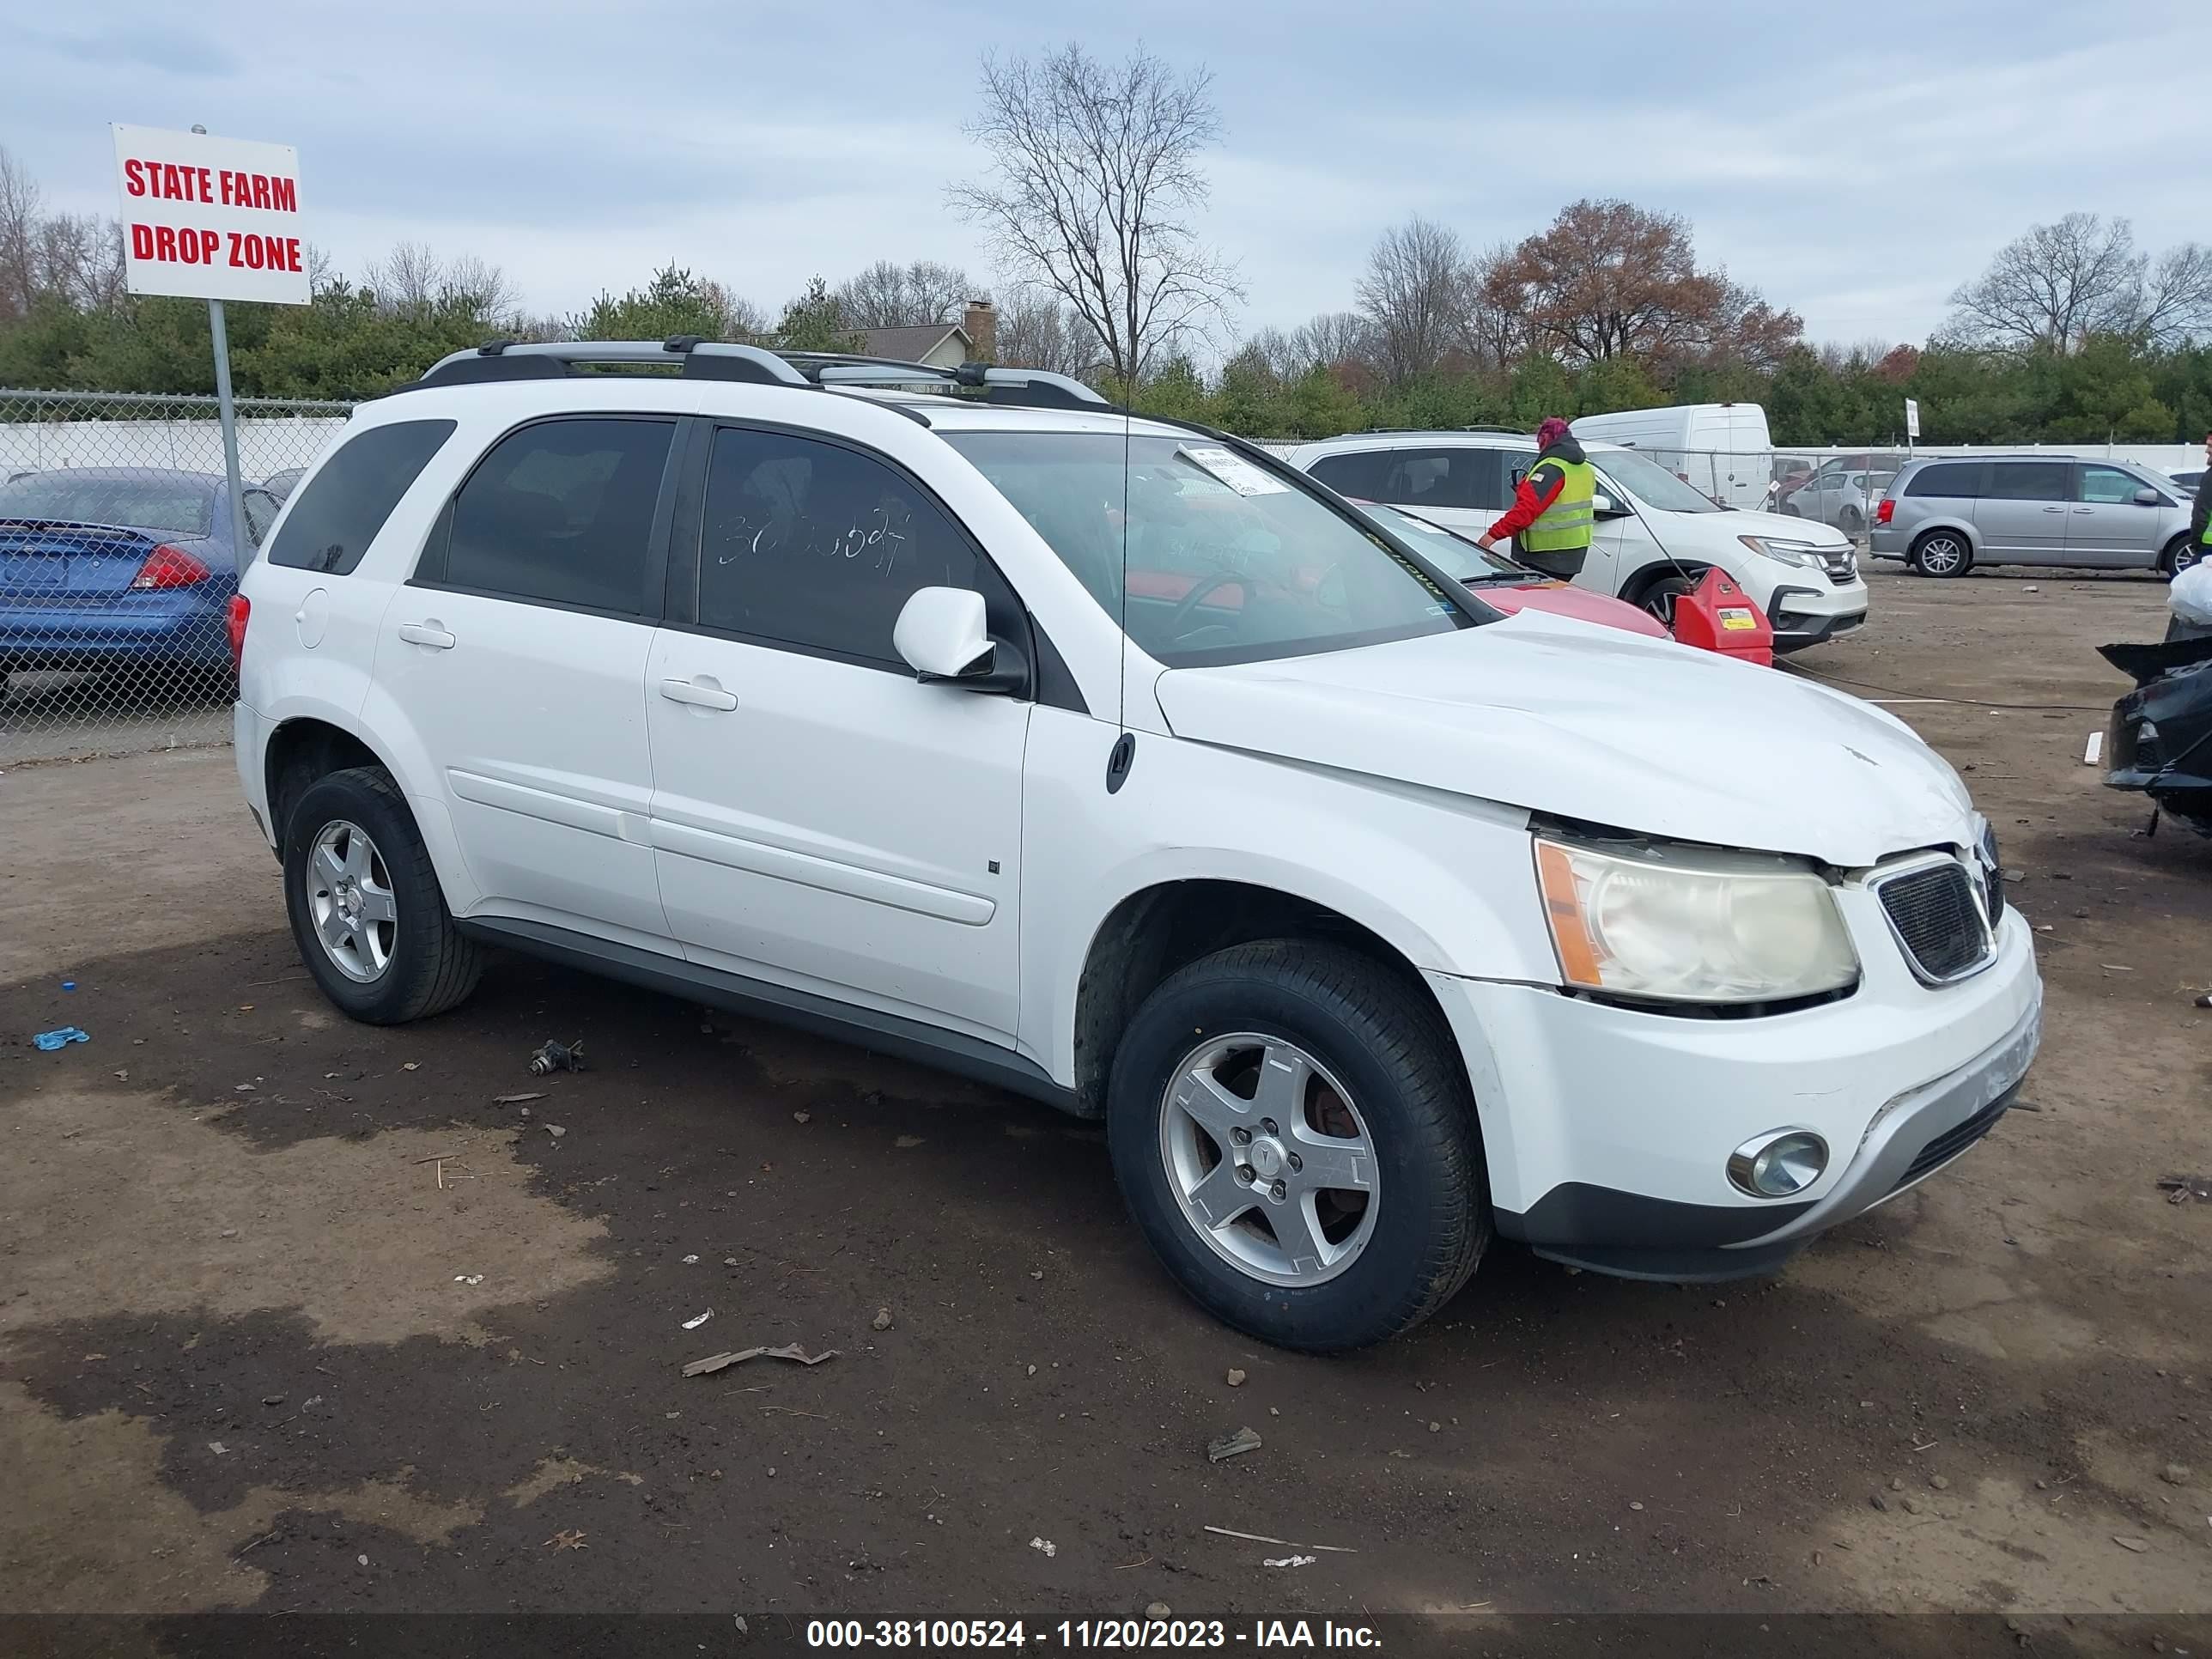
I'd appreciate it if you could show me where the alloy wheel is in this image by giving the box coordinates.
[1157,1032,1379,1287]
[305,819,397,983]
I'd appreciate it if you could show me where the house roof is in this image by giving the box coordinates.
[860,323,969,360]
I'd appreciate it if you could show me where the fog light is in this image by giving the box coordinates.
[1728,1130,1829,1199]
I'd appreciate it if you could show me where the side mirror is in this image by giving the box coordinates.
[892,586,1028,693]
[1591,493,1630,520]
[2133,487,2160,506]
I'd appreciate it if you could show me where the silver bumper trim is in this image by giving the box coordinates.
[1729,992,2042,1250]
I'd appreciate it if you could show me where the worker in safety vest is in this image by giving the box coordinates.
[2190,428,2211,569]
[1477,416,1595,580]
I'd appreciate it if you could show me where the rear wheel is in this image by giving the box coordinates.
[1838,505,1864,537]
[1106,941,1489,1352]
[2162,534,2202,578]
[1908,531,1972,577]
[283,766,480,1024]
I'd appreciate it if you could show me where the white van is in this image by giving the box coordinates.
[1571,404,1775,512]
[1286,429,1869,651]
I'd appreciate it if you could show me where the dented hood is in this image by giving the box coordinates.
[1154,609,1974,868]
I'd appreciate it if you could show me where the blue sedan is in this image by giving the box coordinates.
[0,467,281,688]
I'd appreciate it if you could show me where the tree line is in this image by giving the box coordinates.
[4,41,2211,447]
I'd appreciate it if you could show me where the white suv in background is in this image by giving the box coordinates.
[1286,430,1869,651]
[231,341,2035,1351]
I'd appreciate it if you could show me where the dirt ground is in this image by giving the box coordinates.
[2,565,2208,1652]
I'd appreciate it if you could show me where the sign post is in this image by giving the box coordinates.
[1904,397,1921,456]
[112,123,307,562]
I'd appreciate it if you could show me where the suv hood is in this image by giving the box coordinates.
[1663,505,1851,549]
[1153,610,1971,868]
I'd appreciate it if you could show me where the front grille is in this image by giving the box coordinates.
[1893,1094,2014,1192]
[1820,550,1857,581]
[1875,860,1993,983]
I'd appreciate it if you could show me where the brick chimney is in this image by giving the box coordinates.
[962,298,996,364]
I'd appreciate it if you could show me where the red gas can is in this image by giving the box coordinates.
[1668,567,1773,665]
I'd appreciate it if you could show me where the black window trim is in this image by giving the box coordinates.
[407,410,684,625]
[663,414,1086,712]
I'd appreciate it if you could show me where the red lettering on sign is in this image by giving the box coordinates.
[217,168,235,206]
[283,236,301,272]
[199,228,222,264]
[252,174,270,210]
[270,175,296,214]
[124,159,145,198]
[153,225,177,261]
[194,166,213,203]
[160,163,181,200]
[130,222,154,258]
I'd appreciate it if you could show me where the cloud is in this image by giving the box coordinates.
[3,0,2209,347]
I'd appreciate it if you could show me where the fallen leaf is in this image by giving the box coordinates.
[545,1529,588,1552]
[2112,1534,2151,1553]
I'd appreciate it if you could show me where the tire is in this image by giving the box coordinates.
[282,766,481,1024]
[1638,574,1698,629]
[1838,506,1863,537]
[1908,530,1972,578]
[1106,941,1490,1352]
[2162,534,2202,578]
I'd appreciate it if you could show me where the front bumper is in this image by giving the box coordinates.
[1426,904,2042,1280]
[1765,576,1869,653]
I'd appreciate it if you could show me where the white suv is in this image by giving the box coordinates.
[232,341,2038,1351]
[1286,430,1869,651]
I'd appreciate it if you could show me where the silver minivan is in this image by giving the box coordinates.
[1870,455,2200,577]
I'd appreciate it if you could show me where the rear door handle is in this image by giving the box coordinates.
[2041,506,2065,514]
[659,677,738,711]
[398,621,456,649]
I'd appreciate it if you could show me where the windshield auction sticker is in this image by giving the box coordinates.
[1177,445,1289,496]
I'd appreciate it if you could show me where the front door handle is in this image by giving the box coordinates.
[398,621,456,649]
[659,677,738,711]
[2070,507,2094,514]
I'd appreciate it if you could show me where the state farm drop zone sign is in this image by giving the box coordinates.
[112,124,309,306]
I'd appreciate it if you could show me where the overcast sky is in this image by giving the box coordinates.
[8,0,2209,351]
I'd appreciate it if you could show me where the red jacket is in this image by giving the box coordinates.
[1486,435,1588,540]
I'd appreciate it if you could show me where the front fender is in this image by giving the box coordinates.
[1017,713,1556,1088]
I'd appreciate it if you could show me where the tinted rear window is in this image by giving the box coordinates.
[1905,462,1984,499]
[266,420,456,574]
[441,417,673,615]
[1985,461,2069,502]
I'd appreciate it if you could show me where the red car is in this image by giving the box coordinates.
[1351,501,1669,640]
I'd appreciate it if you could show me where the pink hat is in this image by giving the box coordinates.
[1536,416,1571,447]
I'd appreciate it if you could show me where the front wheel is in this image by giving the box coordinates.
[2162,535,2203,578]
[1106,942,1489,1352]
[1638,574,1698,629]
[283,766,481,1024]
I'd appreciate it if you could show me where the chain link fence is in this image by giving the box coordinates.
[1,389,351,765]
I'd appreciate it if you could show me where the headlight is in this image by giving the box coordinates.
[1736,534,1835,568]
[1534,836,1860,1005]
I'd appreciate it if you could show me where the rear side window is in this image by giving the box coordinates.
[1375,447,1504,511]
[441,417,674,615]
[265,419,455,574]
[1984,461,2069,502]
[1905,462,1984,499]
[696,426,991,665]
[1306,451,1389,498]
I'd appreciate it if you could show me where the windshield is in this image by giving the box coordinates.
[1592,448,1726,514]
[944,431,1473,666]
[1351,501,1528,582]
[0,473,214,537]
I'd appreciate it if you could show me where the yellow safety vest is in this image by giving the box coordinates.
[1522,454,1596,555]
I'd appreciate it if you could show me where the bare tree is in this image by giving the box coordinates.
[1946,213,2146,351]
[364,240,521,324]
[1462,240,1527,370]
[991,284,1096,375]
[1356,216,1468,385]
[835,258,981,329]
[0,146,45,320]
[1243,325,1304,380]
[1290,310,1379,374]
[949,42,1243,383]
[2142,241,2212,346]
